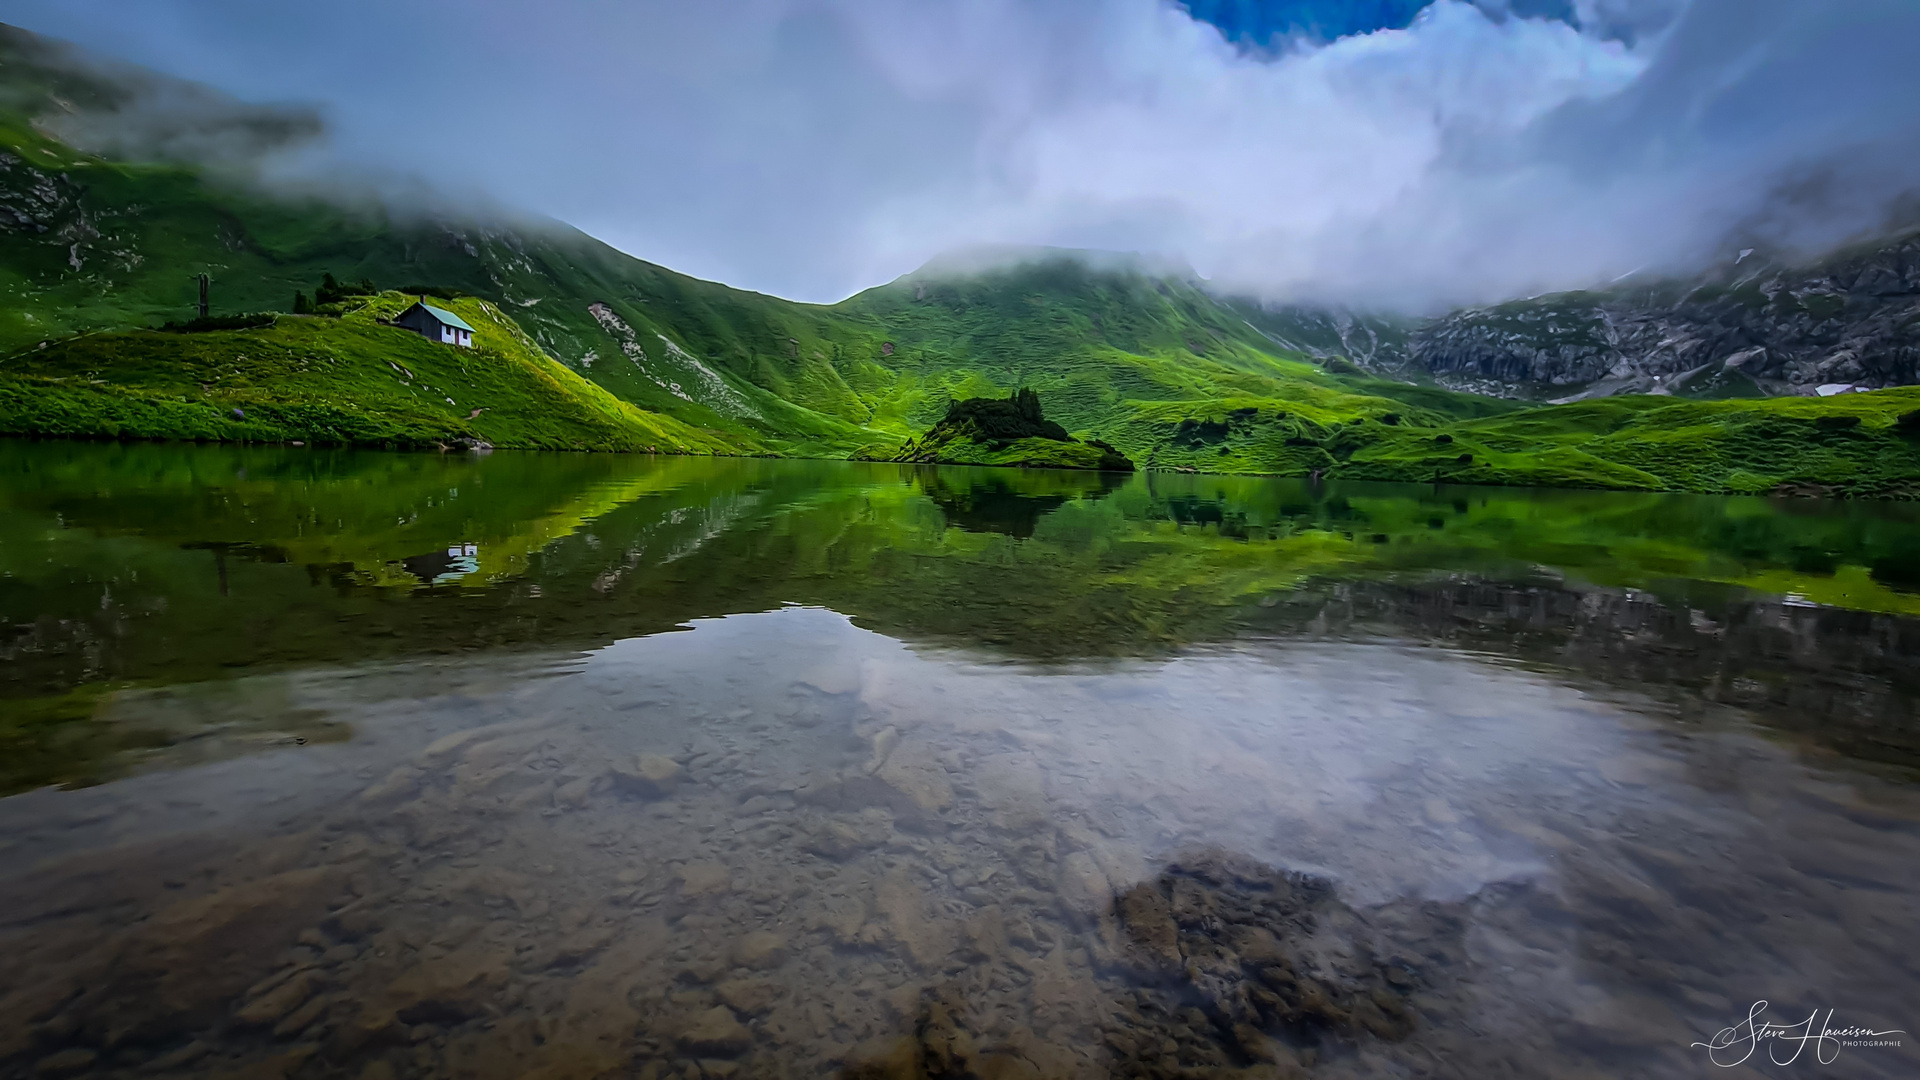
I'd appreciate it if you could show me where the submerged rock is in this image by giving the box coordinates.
[234,971,317,1026]
[32,1048,96,1078]
[715,978,781,1015]
[612,754,684,800]
[1111,850,1455,1064]
[677,1006,751,1056]
[873,741,955,821]
[729,931,787,970]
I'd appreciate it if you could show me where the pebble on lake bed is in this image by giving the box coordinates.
[676,862,733,897]
[612,753,685,799]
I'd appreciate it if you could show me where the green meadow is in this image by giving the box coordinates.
[4,23,1919,496]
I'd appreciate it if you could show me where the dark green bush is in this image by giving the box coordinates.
[158,313,277,333]
[1174,417,1231,446]
[1871,551,1920,592]
[1789,546,1838,575]
[315,272,377,305]
[943,388,1070,441]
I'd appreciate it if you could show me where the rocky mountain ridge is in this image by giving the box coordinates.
[1394,228,1920,401]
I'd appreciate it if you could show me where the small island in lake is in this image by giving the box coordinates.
[882,389,1135,471]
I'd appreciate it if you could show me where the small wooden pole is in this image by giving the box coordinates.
[197,273,209,319]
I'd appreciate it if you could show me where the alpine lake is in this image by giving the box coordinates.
[2,439,1917,1080]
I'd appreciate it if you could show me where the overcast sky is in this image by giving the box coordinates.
[9,0,1920,308]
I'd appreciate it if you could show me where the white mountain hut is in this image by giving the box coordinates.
[394,299,475,347]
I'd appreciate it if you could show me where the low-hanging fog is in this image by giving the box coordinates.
[9,0,1920,310]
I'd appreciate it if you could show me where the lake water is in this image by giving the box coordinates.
[1,440,1917,1080]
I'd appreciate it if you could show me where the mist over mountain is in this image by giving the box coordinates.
[6,0,1918,310]
[905,246,1200,286]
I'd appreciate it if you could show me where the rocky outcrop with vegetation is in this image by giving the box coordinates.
[884,390,1135,471]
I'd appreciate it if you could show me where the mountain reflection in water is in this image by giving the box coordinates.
[0,441,1916,1080]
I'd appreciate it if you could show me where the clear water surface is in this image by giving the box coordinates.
[1,440,1916,1079]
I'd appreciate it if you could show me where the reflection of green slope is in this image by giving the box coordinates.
[6,447,1920,682]
[0,441,729,590]
[9,445,1920,790]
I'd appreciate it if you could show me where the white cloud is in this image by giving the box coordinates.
[9,0,1919,308]
[834,0,1648,306]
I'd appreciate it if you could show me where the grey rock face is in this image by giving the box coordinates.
[1404,229,1920,399]
[1222,298,1416,370]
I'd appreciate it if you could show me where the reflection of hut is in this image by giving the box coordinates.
[394,300,475,347]
[400,542,480,584]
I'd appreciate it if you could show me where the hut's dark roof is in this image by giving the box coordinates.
[407,302,475,332]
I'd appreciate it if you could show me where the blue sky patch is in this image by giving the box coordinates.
[1178,0,1583,48]
[1178,0,1430,45]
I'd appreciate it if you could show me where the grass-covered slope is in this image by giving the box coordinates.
[0,25,1490,466]
[0,24,1499,459]
[1095,383,1920,496]
[5,22,1920,496]
[0,292,740,452]
[1334,389,1920,497]
[0,24,894,455]
[835,255,1353,432]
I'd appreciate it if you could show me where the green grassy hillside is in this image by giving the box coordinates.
[1335,389,1920,496]
[0,24,893,455]
[4,22,1919,496]
[0,22,1496,462]
[0,293,739,453]
[838,256,1370,428]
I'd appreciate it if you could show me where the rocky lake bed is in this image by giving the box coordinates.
[4,607,1917,1079]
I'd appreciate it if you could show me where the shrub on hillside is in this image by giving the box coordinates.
[158,313,276,333]
[315,272,377,305]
